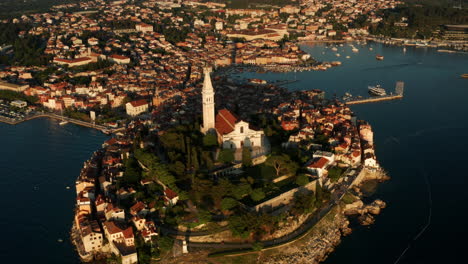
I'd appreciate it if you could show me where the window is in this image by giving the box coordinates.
[240,126,244,133]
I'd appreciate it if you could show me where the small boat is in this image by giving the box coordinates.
[331,47,338,51]
[346,55,350,59]
[59,120,68,126]
[336,53,341,57]
[461,74,468,79]
[369,47,373,51]
[376,54,384,60]
[352,47,359,52]
[403,47,407,53]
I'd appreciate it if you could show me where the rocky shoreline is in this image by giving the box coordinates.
[259,172,389,264]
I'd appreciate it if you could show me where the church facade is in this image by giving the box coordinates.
[201,68,265,150]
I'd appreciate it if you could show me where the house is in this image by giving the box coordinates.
[109,54,131,64]
[163,188,179,206]
[306,157,332,178]
[10,100,27,108]
[103,221,137,264]
[126,99,149,116]
[79,220,103,253]
[136,23,153,33]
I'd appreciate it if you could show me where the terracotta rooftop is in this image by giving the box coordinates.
[130,99,148,107]
[308,157,329,169]
[215,108,238,135]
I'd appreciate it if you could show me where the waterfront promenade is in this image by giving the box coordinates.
[0,112,123,133]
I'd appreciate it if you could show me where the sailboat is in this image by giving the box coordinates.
[59,109,68,126]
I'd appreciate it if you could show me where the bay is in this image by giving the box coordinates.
[239,42,468,263]
[0,118,108,263]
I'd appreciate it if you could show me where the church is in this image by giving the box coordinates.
[200,68,266,151]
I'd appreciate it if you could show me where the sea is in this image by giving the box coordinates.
[0,118,108,263]
[0,43,467,263]
[239,43,468,264]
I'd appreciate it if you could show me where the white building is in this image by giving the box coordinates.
[10,100,27,108]
[216,109,264,149]
[126,99,149,116]
[200,67,265,150]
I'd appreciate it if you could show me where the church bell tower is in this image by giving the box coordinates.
[201,67,215,133]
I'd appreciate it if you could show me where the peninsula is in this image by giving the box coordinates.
[0,1,423,263]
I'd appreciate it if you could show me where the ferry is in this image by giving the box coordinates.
[368,85,387,96]
[376,54,384,60]
[461,74,468,79]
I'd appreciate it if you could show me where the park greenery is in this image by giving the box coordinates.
[370,4,468,38]
[0,90,38,104]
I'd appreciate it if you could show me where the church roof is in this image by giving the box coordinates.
[215,109,239,135]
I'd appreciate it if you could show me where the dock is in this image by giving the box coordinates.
[345,81,404,105]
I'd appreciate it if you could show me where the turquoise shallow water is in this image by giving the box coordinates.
[240,43,468,263]
[0,43,467,263]
[0,118,108,263]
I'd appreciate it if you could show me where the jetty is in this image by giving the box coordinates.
[345,81,404,105]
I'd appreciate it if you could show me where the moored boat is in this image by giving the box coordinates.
[376,54,384,60]
[461,74,468,79]
[368,85,387,96]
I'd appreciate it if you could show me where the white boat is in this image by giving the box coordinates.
[336,53,340,57]
[352,47,359,52]
[403,47,407,53]
[331,47,338,51]
[369,47,373,51]
[59,120,68,126]
[368,85,387,96]
[346,56,350,59]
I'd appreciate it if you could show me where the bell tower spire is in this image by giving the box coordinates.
[201,66,215,133]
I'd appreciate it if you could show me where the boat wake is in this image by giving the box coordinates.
[362,63,412,71]
[393,169,432,264]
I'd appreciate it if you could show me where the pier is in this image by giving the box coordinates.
[345,81,404,105]
[0,112,123,134]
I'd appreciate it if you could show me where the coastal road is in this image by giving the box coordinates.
[187,167,361,250]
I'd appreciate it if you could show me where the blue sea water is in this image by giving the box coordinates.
[0,43,467,263]
[240,43,468,263]
[0,118,108,263]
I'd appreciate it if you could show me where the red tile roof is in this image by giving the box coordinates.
[130,99,148,107]
[164,188,178,199]
[308,157,329,169]
[215,109,238,135]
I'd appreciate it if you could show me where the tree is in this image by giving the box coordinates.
[292,192,317,215]
[242,147,252,167]
[266,154,299,177]
[232,182,252,200]
[203,133,218,147]
[221,197,238,211]
[218,149,234,164]
[250,188,266,202]
[295,174,310,186]
[121,157,141,186]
